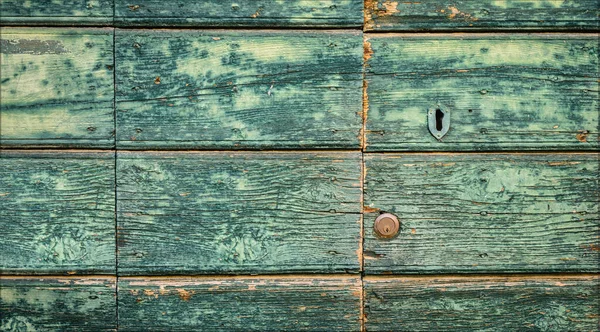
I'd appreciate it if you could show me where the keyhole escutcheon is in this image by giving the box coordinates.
[428,105,450,140]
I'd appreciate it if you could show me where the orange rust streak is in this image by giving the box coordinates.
[364,206,380,213]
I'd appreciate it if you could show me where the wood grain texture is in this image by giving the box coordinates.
[365,0,600,31]
[364,153,599,274]
[115,0,363,27]
[0,276,116,331]
[119,276,361,331]
[364,34,599,151]
[364,275,600,331]
[0,28,115,148]
[115,29,363,149]
[117,152,362,275]
[0,0,114,25]
[0,151,115,274]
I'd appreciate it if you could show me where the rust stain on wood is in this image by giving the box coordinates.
[363,206,380,213]
[576,130,589,142]
[177,289,193,301]
[362,38,372,151]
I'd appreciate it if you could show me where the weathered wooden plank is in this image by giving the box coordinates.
[364,153,599,274]
[365,0,600,31]
[0,28,115,148]
[119,276,361,331]
[117,152,362,275]
[0,276,116,331]
[115,29,363,149]
[0,0,114,25]
[115,1,363,27]
[364,34,599,151]
[364,275,600,331]
[0,151,115,274]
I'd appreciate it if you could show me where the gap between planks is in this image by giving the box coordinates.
[0,26,363,33]
[364,30,600,34]
[359,33,367,330]
[112,24,119,332]
[3,27,597,34]
[2,149,599,155]
[0,274,360,280]
[363,273,600,281]
[2,273,598,281]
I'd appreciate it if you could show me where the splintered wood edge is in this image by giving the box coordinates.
[115,28,362,35]
[119,275,362,282]
[363,32,599,39]
[364,274,600,282]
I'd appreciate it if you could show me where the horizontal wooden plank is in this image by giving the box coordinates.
[0,0,113,25]
[365,275,600,331]
[115,29,363,149]
[365,0,600,31]
[0,276,116,331]
[119,276,361,331]
[364,153,599,273]
[0,28,115,148]
[0,151,115,274]
[115,1,363,27]
[117,152,362,275]
[364,34,599,151]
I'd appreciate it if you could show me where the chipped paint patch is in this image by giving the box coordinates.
[177,289,192,301]
[446,5,478,21]
[0,39,69,55]
[364,0,378,30]
[381,1,399,16]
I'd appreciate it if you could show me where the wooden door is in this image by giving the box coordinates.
[1,1,598,330]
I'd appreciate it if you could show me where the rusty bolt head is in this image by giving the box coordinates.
[374,213,400,239]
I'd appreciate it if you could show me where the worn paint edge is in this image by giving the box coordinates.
[118,275,362,282]
[363,32,599,39]
[362,151,600,157]
[0,149,115,157]
[364,274,600,282]
[116,150,363,157]
[115,28,362,36]
[0,27,114,35]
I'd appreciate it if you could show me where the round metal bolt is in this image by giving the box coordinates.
[374,213,400,239]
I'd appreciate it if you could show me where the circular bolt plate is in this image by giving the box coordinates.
[374,213,400,238]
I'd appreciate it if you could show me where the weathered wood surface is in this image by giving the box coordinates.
[0,28,115,148]
[0,276,116,331]
[364,34,599,151]
[119,276,361,331]
[364,275,600,331]
[115,0,363,27]
[0,151,115,274]
[0,0,114,25]
[365,0,600,31]
[115,29,363,149]
[117,152,362,275]
[364,153,599,274]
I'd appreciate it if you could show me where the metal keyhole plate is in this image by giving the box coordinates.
[428,105,450,140]
[374,213,400,239]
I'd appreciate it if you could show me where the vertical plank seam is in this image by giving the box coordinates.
[0,23,3,149]
[360,154,366,332]
[112,24,119,332]
[359,147,365,332]
[360,12,368,330]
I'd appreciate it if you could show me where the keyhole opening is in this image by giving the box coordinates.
[435,109,444,131]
